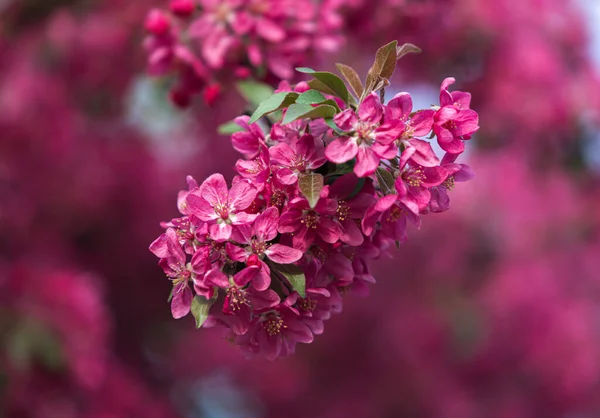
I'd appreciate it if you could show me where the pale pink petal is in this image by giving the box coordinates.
[186,193,219,221]
[276,168,297,185]
[325,137,358,164]
[171,283,192,319]
[228,181,257,211]
[254,206,280,241]
[200,173,229,206]
[209,222,232,242]
[256,18,286,42]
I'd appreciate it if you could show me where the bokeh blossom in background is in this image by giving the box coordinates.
[1,0,600,417]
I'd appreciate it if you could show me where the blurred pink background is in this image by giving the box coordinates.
[1,0,600,417]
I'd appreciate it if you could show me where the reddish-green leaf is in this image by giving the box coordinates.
[336,63,364,99]
[190,292,218,329]
[298,172,324,209]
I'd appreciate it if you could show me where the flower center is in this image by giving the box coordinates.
[263,314,286,336]
[270,190,285,208]
[385,205,405,223]
[251,239,267,256]
[442,176,455,191]
[290,154,307,171]
[301,210,319,229]
[336,200,350,221]
[355,122,375,145]
[403,167,425,187]
[214,203,230,220]
[225,286,250,313]
[442,120,457,130]
[299,298,317,313]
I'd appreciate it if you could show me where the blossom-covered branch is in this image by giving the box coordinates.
[150,41,478,359]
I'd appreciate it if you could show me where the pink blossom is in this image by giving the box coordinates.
[270,134,327,184]
[186,174,258,241]
[326,92,403,177]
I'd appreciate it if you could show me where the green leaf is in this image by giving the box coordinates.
[271,263,306,298]
[364,40,398,97]
[217,120,244,135]
[298,172,324,209]
[296,89,328,105]
[296,68,350,104]
[190,293,218,329]
[282,103,337,125]
[324,117,344,134]
[396,43,422,60]
[249,92,299,123]
[375,167,395,195]
[236,81,275,107]
[167,287,174,303]
[336,63,364,99]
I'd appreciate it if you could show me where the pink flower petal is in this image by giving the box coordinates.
[358,92,383,124]
[266,244,303,264]
[354,146,379,177]
[325,137,358,164]
[171,283,192,319]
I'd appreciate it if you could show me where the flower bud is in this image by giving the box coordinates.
[169,0,195,18]
[145,9,171,36]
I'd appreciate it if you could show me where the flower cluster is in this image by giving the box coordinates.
[143,0,343,107]
[150,41,478,359]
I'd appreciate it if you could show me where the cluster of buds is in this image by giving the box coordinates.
[150,41,477,359]
[143,0,343,107]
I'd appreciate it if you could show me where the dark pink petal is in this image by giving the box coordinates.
[252,263,271,291]
[409,110,435,136]
[231,131,261,158]
[329,173,360,198]
[186,193,219,221]
[372,142,397,160]
[354,147,379,177]
[340,219,364,246]
[325,253,354,281]
[233,266,259,287]
[407,139,440,167]
[361,206,379,235]
[149,232,170,258]
[374,120,404,144]
[276,168,297,185]
[269,143,294,166]
[205,268,230,288]
[325,137,358,164]
[375,194,397,212]
[385,92,412,121]
[455,164,475,182]
[278,210,302,233]
[229,181,257,211]
[171,283,193,319]
[266,244,303,264]
[317,218,341,243]
[225,242,247,262]
[254,206,280,241]
[209,222,232,242]
[439,77,456,107]
[382,212,408,242]
[248,289,280,310]
[421,166,449,187]
[409,186,431,211]
[333,109,357,131]
[451,91,472,109]
[258,329,282,360]
[303,318,324,335]
[434,106,459,124]
[200,173,229,207]
[454,110,480,136]
[292,225,315,252]
[285,320,314,344]
[191,246,211,274]
[358,92,383,124]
